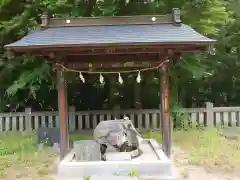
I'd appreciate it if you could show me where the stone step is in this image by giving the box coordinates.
[56,176,138,180]
[89,175,178,180]
[90,175,139,180]
[56,175,178,180]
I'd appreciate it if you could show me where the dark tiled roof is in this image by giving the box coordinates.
[5,24,215,48]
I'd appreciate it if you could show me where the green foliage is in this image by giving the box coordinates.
[171,103,189,130]
[182,0,229,35]
[6,59,51,97]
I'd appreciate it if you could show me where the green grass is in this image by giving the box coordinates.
[0,132,55,179]
[143,130,162,143]
[174,128,240,171]
[70,131,93,144]
[0,128,239,179]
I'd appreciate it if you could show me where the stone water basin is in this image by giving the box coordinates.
[57,139,178,180]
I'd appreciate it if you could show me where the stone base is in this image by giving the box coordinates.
[56,139,178,180]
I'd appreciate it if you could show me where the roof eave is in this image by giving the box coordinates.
[4,40,216,52]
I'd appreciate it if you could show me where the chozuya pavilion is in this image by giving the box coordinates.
[5,8,215,162]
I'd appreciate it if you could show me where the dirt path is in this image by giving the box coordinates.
[173,147,240,180]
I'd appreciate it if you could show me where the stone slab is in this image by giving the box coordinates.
[37,127,60,145]
[74,140,101,161]
[105,152,132,161]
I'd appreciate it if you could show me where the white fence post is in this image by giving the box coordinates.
[25,108,32,131]
[206,102,214,127]
[69,106,76,131]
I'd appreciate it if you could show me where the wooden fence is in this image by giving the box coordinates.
[0,108,161,132]
[179,102,240,128]
[0,102,239,132]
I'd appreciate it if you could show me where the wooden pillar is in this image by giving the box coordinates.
[57,71,69,159]
[160,64,172,157]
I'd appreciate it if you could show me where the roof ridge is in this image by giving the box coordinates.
[40,8,182,29]
[47,22,174,28]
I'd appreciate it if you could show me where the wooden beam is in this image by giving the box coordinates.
[45,46,171,56]
[56,52,172,70]
[63,53,168,69]
[66,47,166,56]
[39,8,182,28]
[12,43,209,55]
[65,61,162,70]
[57,71,69,159]
[66,53,164,63]
[47,14,173,27]
[52,44,206,55]
[160,64,171,157]
[54,52,175,70]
